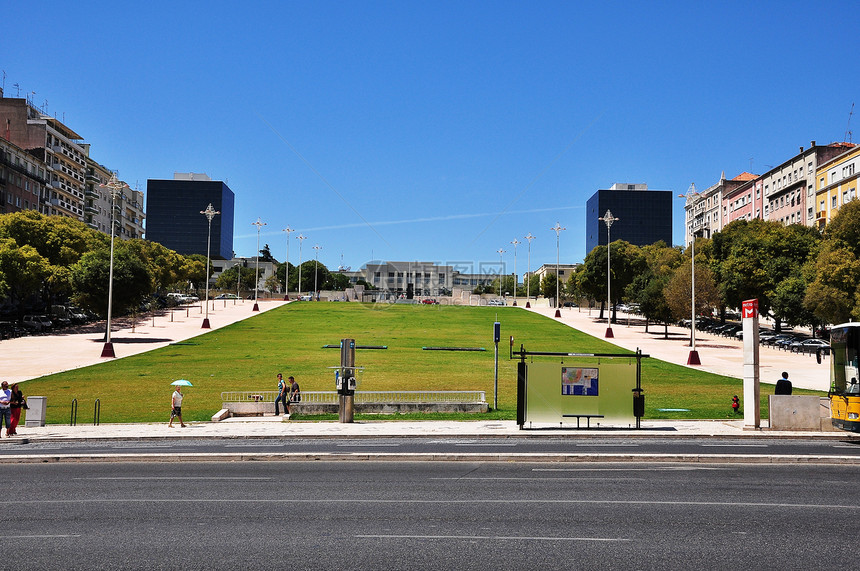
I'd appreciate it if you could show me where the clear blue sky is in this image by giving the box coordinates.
[4,1,859,275]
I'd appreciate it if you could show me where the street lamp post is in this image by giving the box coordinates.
[313,244,322,300]
[496,248,506,299]
[296,234,307,299]
[524,233,535,308]
[599,210,618,338]
[100,173,127,358]
[251,218,267,311]
[200,203,220,329]
[681,183,702,365]
[551,222,565,317]
[510,239,520,306]
[282,226,294,300]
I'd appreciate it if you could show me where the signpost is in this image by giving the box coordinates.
[742,299,760,428]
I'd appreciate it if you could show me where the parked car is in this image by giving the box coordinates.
[421,298,438,304]
[790,338,830,354]
[487,299,505,306]
[214,293,239,300]
[21,314,52,332]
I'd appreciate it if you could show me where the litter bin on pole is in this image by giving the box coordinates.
[25,396,47,427]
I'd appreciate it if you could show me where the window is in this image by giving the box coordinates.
[833,196,838,208]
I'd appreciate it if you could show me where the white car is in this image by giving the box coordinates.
[487,299,505,306]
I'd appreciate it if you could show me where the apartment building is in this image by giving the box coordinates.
[0,136,46,214]
[0,94,88,218]
[81,157,145,239]
[723,177,763,226]
[814,145,860,228]
[683,173,755,246]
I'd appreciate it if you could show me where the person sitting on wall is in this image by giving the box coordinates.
[775,372,792,395]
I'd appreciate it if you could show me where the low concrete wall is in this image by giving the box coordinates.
[769,395,835,431]
[221,400,488,418]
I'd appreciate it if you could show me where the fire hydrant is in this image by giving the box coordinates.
[731,395,740,414]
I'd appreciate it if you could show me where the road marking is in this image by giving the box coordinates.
[336,444,401,447]
[574,444,639,447]
[455,443,517,447]
[533,467,722,472]
[832,445,860,449]
[431,477,646,481]
[700,444,768,448]
[355,534,629,542]
[5,535,80,539]
[74,477,272,480]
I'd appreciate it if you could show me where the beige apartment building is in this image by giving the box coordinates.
[815,145,860,229]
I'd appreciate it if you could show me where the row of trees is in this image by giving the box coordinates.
[214,259,366,295]
[0,211,207,317]
[566,200,860,332]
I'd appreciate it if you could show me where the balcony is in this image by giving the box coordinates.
[85,205,99,214]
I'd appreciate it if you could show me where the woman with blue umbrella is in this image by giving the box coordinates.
[169,380,192,428]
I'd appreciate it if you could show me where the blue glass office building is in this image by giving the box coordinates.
[145,175,234,260]
[585,184,673,254]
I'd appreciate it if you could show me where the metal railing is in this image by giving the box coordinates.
[221,390,486,405]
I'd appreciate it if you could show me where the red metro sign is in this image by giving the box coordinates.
[742,299,758,319]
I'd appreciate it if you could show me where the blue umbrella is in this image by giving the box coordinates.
[171,379,193,386]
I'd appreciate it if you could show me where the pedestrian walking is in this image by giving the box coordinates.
[169,385,186,428]
[274,373,289,416]
[8,383,25,437]
[775,372,792,395]
[0,382,11,437]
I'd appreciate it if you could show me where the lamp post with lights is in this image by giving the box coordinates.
[296,234,307,299]
[100,173,128,358]
[251,218,266,311]
[313,244,322,300]
[496,248,506,299]
[551,222,565,317]
[680,183,703,365]
[599,210,618,338]
[524,233,535,308]
[282,226,294,300]
[200,203,219,328]
[510,238,520,306]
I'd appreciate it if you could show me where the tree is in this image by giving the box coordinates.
[264,273,282,293]
[541,273,558,301]
[772,274,820,331]
[327,273,352,291]
[214,265,257,292]
[259,244,277,264]
[0,238,51,311]
[664,259,721,323]
[70,245,153,316]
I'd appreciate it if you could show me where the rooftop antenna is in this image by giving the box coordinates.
[845,102,854,144]
[12,83,19,97]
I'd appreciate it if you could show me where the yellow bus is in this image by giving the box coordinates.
[829,323,860,432]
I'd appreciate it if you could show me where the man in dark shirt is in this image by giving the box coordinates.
[775,371,792,395]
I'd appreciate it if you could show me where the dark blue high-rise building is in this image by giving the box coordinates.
[585,183,673,254]
[145,173,234,260]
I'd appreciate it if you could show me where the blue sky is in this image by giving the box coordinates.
[4,1,859,275]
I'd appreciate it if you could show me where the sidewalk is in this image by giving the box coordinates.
[528,306,829,392]
[2,298,287,383]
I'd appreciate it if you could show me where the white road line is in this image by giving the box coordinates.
[575,444,640,447]
[700,444,768,448]
[431,477,646,481]
[534,467,723,471]
[355,534,628,542]
[336,444,401,447]
[5,535,80,539]
[832,445,860,449]
[454,443,517,447]
[74,477,272,480]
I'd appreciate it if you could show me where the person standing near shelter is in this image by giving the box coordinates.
[775,372,792,395]
[169,385,186,428]
[274,373,289,416]
[0,382,11,437]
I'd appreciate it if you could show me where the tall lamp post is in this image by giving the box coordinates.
[296,234,307,299]
[510,238,520,306]
[599,210,618,338]
[496,248,506,299]
[551,222,565,317]
[282,226,294,300]
[524,233,535,308]
[200,203,220,329]
[681,183,702,365]
[100,173,127,358]
[312,244,322,300]
[251,218,266,311]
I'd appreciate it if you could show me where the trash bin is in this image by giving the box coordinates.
[24,396,46,427]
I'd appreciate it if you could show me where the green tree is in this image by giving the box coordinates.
[541,273,558,301]
[0,238,51,310]
[215,265,257,292]
[71,245,153,316]
[664,259,721,323]
[259,244,277,264]
[327,273,352,291]
[264,273,282,293]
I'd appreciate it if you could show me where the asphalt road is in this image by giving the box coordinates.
[2,461,856,570]
[2,436,860,462]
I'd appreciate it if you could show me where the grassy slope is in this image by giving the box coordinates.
[22,303,823,423]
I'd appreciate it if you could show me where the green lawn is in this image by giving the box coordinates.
[22,303,823,423]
